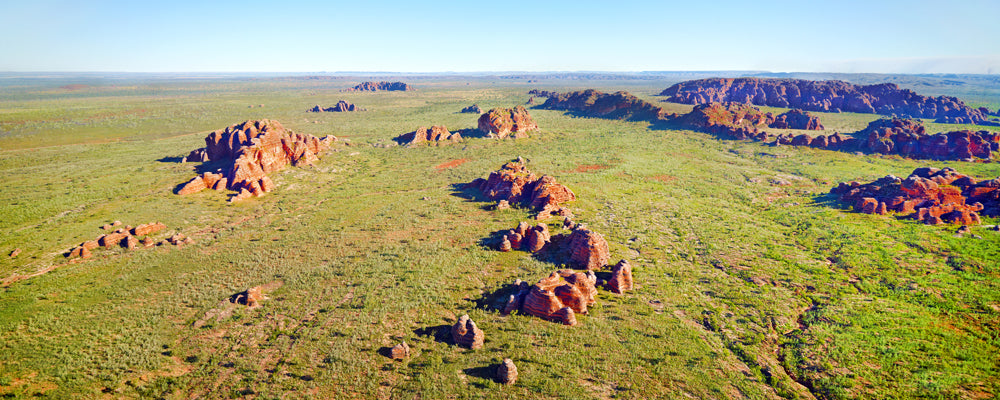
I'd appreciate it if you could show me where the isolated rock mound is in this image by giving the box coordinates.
[348,81,413,92]
[539,89,669,121]
[177,119,336,201]
[451,314,484,349]
[566,228,611,270]
[394,125,462,147]
[605,259,634,294]
[309,101,365,112]
[460,104,482,114]
[496,359,517,385]
[830,167,1000,225]
[477,106,538,139]
[467,158,575,214]
[660,77,990,124]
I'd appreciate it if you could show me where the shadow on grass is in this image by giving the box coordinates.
[448,183,496,211]
[463,365,497,388]
[412,325,452,345]
[156,156,185,163]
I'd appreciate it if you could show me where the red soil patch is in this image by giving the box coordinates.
[571,164,610,173]
[435,158,469,171]
[59,84,89,90]
[649,174,677,183]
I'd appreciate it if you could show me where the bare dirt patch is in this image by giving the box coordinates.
[434,158,469,171]
[649,174,677,183]
[569,164,611,173]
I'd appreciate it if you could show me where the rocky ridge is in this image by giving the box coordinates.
[659,77,991,124]
[831,167,999,225]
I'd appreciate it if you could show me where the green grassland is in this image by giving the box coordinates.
[0,75,999,399]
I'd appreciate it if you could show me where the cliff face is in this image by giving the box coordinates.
[660,78,989,124]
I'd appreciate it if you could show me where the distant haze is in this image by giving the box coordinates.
[1,0,996,74]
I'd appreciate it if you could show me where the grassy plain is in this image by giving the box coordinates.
[0,75,999,399]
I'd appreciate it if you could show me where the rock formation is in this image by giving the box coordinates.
[177,119,336,201]
[451,314,484,349]
[503,270,597,326]
[676,102,775,141]
[477,106,538,139]
[231,286,265,308]
[497,358,517,385]
[830,167,1000,225]
[132,222,166,236]
[660,77,990,124]
[769,109,824,130]
[393,125,462,146]
[566,228,610,270]
[67,222,176,259]
[348,81,413,92]
[389,342,410,360]
[466,158,575,215]
[606,259,634,294]
[460,104,482,114]
[308,101,364,112]
[9,248,21,258]
[539,89,670,121]
[849,118,998,160]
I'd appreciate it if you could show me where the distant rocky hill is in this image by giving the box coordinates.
[659,77,990,124]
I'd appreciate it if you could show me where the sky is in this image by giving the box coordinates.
[1,0,997,74]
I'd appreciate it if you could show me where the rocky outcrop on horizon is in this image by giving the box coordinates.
[178,119,336,202]
[831,167,1000,225]
[659,77,990,124]
[348,81,413,92]
[309,100,364,112]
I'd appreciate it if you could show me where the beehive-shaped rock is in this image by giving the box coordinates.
[451,314,484,349]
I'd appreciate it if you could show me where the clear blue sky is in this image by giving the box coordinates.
[1,0,997,73]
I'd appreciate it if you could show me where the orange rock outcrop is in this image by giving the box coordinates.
[177,120,335,201]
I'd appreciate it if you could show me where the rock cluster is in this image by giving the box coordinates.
[394,125,462,146]
[539,89,670,121]
[348,81,413,91]
[502,270,597,325]
[451,314,485,349]
[770,118,999,161]
[566,228,611,270]
[460,104,482,114]
[67,222,174,259]
[177,120,336,201]
[831,167,1000,225]
[848,118,998,160]
[660,77,990,124]
[467,158,575,217]
[477,106,538,138]
[308,101,364,112]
